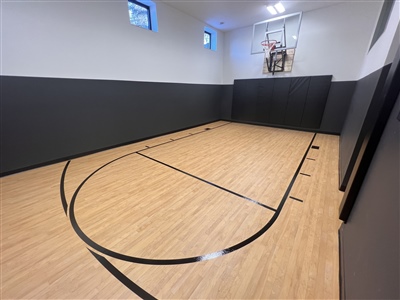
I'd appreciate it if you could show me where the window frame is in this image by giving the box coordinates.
[204,26,217,51]
[204,31,212,49]
[128,0,158,32]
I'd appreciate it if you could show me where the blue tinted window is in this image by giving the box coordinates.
[204,31,211,49]
[204,27,217,51]
[128,1,151,30]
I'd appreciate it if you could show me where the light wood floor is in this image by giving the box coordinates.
[1,121,343,299]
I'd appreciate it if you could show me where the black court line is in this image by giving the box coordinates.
[62,132,316,266]
[59,129,316,297]
[60,160,70,216]
[59,151,137,213]
[59,122,232,219]
[88,249,157,300]
[311,145,320,149]
[300,173,311,177]
[137,122,232,153]
[306,158,316,161]
[137,152,276,212]
[289,196,304,203]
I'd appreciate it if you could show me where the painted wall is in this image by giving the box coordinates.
[339,65,390,189]
[359,1,400,78]
[0,76,222,175]
[223,2,381,83]
[340,89,399,300]
[1,0,224,84]
[1,0,225,175]
[338,2,400,297]
[339,2,399,188]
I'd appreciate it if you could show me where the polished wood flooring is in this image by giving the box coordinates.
[1,121,343,299]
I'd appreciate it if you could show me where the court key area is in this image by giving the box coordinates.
[1,121,343,299]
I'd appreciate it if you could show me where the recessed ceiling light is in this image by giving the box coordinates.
[267,5,277,15]
[274,2,285,13]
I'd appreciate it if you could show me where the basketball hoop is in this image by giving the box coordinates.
[261,40,277,54]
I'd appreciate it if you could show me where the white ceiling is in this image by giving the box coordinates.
[159,0,343,32]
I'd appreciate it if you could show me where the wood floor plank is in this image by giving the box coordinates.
[63,121,229,202]
[142,123,314,209]
[72,153,271,259]
[1,165,140,299]
[1,123,343,299]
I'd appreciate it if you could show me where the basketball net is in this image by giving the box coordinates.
[261,40,277,56]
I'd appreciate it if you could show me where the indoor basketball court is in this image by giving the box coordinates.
[2,121,343,299]
[1,0,399,299]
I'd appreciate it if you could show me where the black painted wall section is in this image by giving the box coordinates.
[339,65,391,190]
[339,93,399,299]
[231,76,333,131]
[0,76,221,175]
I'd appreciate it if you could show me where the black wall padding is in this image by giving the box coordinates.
[339,64,391,190]
[0,76,221,175]
[231,75,332,130]
[254,79,275,123]
[301,76,332,128]
[320,81,356,134]
[285,77,310,127]
[220,85,233,120]
[270,78,291,125]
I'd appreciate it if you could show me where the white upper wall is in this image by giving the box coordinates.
[1,0,224,84]
[2,0,398,85]
[223,2,382,83]
[359,1,400,78]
